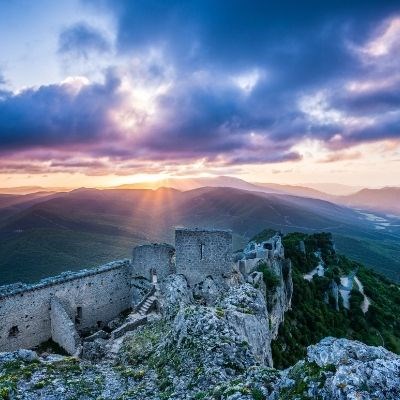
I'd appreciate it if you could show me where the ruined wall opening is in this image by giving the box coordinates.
[8,326,19,337]
[132,243,175,282]
[151,269,158,284]
[200,244,205,260]
[75,307,82,324]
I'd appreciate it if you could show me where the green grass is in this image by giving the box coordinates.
[0,359,41,398]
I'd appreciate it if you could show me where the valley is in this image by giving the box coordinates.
[0,184,399,285]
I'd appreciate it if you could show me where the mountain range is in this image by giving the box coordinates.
[0,180,399,285]
[115,176,400,215]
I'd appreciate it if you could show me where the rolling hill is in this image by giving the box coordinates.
[115,175,278,193]
[253,182,332,200]
[339,187,400,215]
[0,186,399,285]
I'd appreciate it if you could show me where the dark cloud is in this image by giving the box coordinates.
[0,71,122,151]
[1,1,400,173]
[349,115,400,143]
[227,151,302,165]
[333,84,400,114]
[58,22,111,59]
[92,0,400,151]
[98,0,397,77]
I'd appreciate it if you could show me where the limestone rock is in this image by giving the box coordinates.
[81,338,108,361]
[158,273,192,316]
[246,271,266,295]
[170,304,257,387]
[219,284,272,365]
[277,337,400,400]
[0,349,38,363]
[267,258,292,339]
[193,275,222,306]
[0,330,398,400]
[308,336,398,366]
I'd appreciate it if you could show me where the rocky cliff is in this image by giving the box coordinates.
[1,333,399,399]
[1,266,399,399]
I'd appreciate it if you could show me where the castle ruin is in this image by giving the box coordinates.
[0,227,283,356]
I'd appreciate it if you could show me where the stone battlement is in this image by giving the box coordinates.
[0,260,130,300]
[175,227,232,233]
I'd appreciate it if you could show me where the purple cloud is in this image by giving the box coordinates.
[0,71,122,151]
[1,2,400,175]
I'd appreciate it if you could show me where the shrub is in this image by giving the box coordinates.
[258,263,280,291]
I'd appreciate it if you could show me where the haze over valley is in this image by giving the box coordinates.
[0,177,399,285]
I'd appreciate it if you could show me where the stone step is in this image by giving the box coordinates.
[111,315,147,340]
[138,296,156,308]
[139,306,153,314]
[136,294,158,316]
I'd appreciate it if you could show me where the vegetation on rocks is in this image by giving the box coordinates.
[1,228,399,399]
[257,262,280,291]
[272,232,400,368]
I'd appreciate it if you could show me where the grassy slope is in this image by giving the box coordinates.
[271,232,400,369]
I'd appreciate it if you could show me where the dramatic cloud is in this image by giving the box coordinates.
[1,1,400,178]
[58,22,111,59]
[0,72,122,152]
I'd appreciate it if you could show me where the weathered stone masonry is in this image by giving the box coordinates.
[132,243,175,281]
[0,227,235,354]
[0,260,131,353]
[50,297,81,355]
[175,228,233,286]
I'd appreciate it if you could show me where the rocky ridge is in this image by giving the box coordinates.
[1,335,399,399]
[1,262,399,399]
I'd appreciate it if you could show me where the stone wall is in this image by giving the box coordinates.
[0,260,131,352]
[239,258,263,275]
[50,297,80,355]
[175,228,233,286]
[132,244,175,281]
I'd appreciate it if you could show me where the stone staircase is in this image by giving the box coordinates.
[138,294,157,316]
[105,285,160,360]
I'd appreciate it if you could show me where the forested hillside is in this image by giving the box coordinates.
[272,232,400,368]
[1,187,399,285]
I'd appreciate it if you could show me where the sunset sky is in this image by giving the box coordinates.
[0,0,399,188]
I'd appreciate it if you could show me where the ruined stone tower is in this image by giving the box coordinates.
[131,243,175,281]
[175,227,233,286]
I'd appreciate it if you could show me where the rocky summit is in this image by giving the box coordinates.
[0,272,399,400]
